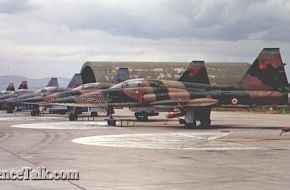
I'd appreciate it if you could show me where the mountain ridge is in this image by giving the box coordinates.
[0,75,70,90]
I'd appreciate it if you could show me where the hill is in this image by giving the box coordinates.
[0,75,70,90]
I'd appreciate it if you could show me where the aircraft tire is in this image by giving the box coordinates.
[69,113,77,121]
[7,107,14,114]
[31,111,36,116]
[135,112,149,121]
[184,122,196,129]
[200,119,211,128]
[107,118,116,126]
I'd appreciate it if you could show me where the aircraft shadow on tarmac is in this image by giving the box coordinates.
[211,124,287,130]
[130,122,288,130]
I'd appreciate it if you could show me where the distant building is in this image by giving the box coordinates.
[80,61,250,86]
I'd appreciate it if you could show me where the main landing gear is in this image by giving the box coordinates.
[106,115,117,126]
[179,107,211,129]
[31,106,40,116]
[68,107,82,121]
[6,105,14,113]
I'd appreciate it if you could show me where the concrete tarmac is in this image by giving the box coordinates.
[0,109,290,190]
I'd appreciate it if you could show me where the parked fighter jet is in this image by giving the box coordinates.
[51,61,216,120]
[1,77,63,113]
[0,81,33,112]
[19,68,129,104]
[0,81,30,102]
[4,74,83,114]
[132,60,211,120]
[2,78,60,104]
[52,48,289,128]
[18,68,129,117]
[14,74,82,104]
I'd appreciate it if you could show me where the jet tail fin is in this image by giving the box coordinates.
[112,68,130,84]
[67,73,83,88]
[6,83,15,91]
[46,77,59,87]
[18,81,28,89]
[178,61,210,84]
[239,48,288,91]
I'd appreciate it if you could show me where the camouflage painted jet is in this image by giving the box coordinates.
[2,75,84,115]
[51,60,218,118]
[0,81,34,112]
[2,77,61,104]
[17,68,129,117]
[1,77,65,113]
[13,75,82,104]
[0,81,31,102]
[51,48,289,128]
[19,68,129,105]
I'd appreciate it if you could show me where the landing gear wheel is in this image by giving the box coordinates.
[69,113,78,121]
[197,107,212,128]
[135,112,149,121]
[184,122,197,129]
[31,110,36,116]
[179,119,197,129]
[7,106,14,113]
[200,119,211,128]
[31,108,40,116]
[91,112,98,117]
[107,118,116,126]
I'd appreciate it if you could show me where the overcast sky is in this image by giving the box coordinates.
[0,0,290,79]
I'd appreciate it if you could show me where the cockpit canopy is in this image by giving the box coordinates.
[111,79,144,89]
[73,83,102,91]
[35,86,57,94]
[110,78,193,89]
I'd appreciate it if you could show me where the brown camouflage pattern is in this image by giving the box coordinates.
[239,48,288,91]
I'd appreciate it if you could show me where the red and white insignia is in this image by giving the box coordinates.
[231,97,238,105]
[258,63,267,71]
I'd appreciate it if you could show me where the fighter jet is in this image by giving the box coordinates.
[2,78,59,104]
[132,60,212,120]
[0,81,34,112]
[51,61,214,119]
[14,75,81,104]
[1,77,64,113]
[4,74,83,115]
[17,68,129,117]
[52,48,289,128]
[0,81,30,102]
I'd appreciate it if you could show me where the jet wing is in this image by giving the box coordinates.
[49,98,219,108]
[150,98,218,108]
[48,102,140,108]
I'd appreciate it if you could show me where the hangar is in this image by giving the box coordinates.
[80,61,250,86]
